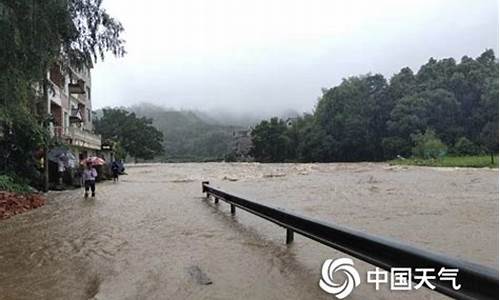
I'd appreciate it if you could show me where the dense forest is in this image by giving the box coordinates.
[251,50,499,163]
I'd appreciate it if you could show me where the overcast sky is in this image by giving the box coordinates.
[92,0,499,116]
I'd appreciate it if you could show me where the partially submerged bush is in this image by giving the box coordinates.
[411,129,447,159]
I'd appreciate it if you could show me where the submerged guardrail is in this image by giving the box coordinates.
[201,181,498,300]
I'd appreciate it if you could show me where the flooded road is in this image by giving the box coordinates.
[0,163,497,299]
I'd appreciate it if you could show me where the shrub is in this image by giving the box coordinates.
[224,151,237,162]
[411,129,447,159]
[382,136,411,159]
[454,137,480,156]
[0,106,47,187]
[0,175,31,193]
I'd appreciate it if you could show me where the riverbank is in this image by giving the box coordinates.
[0,191,46,220]
[390,155,499,168]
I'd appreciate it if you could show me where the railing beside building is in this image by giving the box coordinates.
[52,125,65,138]
[70,94,86,106]
[51,126,101,150]
[201,181,498,300]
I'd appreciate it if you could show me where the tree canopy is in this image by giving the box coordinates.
[250,118,290,162]
[94,109,164,161]
[251,50,498,163]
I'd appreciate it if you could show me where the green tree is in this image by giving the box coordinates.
[477,73,499,163]
[385,89,459,156]
[0,106,46,184]
[389,67,416,100]
[454,51,498,142]
[296,123,333,162]
[250,118,290,162]
[94,109,164,162]
[315,74,393,161]
[246,50,498,164]
[480,122,498,164]
[453,137,480,156]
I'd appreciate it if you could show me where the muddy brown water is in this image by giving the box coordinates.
[0,163,497,300]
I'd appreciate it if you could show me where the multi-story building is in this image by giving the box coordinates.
[46,62,101,160]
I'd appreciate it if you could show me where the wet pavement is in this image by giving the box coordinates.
[0,163,497,299]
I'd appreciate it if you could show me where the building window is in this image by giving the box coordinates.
[64,112,68,130]
[86,87,91,101]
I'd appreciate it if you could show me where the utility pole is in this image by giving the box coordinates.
[42,78,49,192]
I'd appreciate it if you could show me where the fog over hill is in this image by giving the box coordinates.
[96,103,248,161]
[94,102,301,161]
[193,107,302,127]
[97,102,302,127]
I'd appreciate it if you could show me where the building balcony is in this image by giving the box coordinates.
[68,79,86,94]
[69,107,84,123]
[52,126,101,150]
[68,65,91,93]
[70,93,86,106]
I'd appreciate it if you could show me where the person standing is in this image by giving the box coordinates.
[82,161,97,198]
[111,160,120,182]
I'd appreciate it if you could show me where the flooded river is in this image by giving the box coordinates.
[0,163,497,299]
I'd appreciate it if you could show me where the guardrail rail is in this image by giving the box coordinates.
[201,181,498,300]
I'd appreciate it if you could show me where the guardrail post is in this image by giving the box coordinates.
[286,228,294,244]
[202,181,209,197]
[214,197,219,204]
[230,204,236,214]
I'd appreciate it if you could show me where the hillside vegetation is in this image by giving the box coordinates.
[250,50,499,164]
[129,104,243,161]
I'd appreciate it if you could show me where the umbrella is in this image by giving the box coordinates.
[48,147,77,168]
[82,156,106,166]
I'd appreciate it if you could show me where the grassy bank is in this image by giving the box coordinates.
[390,155,499,168]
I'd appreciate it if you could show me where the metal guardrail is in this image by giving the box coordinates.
[201,181,498,300]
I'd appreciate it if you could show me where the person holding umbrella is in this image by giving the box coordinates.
[82,160,98,198]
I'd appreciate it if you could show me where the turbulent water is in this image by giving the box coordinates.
[0,163,497,300]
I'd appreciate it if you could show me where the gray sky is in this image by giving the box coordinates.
[92,0,499,116]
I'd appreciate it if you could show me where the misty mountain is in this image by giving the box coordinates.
[95,103,300,161]
[126,103,245,161]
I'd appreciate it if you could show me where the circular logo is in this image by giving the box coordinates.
[319,258,361,299]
